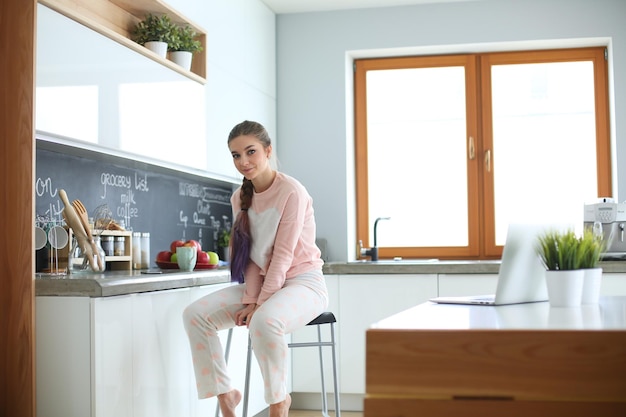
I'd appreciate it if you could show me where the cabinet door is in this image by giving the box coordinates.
[132,287,192,417]
[290,274,340,393]
[93,295,134,417]
[437,274,498,296]
[36,297,92,417]
[601,273,626,295]
[339,274,438,394]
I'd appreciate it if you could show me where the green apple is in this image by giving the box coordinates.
[206,251,219,265]
[170,252,178,263]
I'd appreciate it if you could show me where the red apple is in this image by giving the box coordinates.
[196,250,210,265]
[170,239,185,253]
[184,239,202,252]
[156,250,173,263]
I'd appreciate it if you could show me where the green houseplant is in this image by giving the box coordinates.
[132,13,176,57]
[536,228,605,306]
[217,229,231,263]
[168,24,203,70]
[537,229,581,271]
[577,228,605,269]
[169,25,203,53]
[578,228,605,304]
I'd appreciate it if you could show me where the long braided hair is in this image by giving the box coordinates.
[228,121,272,283]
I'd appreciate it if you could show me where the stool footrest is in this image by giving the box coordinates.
[288,341,335,348]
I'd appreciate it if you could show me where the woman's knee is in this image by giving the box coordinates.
[249,309,284,336]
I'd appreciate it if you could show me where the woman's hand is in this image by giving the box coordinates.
[235,304,258,327]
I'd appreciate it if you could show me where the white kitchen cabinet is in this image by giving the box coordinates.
[132,287,192,417]
[36,283,244,417]
[36,296,97,417]
[337,274,438,394]
[439,272,626,297]
[600,273,626,295]
[93,295,134,417]
[36,294,135,417]
[437,274,498,296]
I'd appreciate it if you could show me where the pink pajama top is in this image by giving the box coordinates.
[230,172,324,305]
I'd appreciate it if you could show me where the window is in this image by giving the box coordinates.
[355,47,611,260]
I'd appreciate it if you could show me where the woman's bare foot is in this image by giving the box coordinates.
[268,393,291,417]
[217,389,241,417]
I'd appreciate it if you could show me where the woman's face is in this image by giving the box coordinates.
[229,134,272,181]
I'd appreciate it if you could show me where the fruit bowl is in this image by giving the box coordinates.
[156,261,218,270]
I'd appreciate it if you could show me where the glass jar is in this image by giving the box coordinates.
[68,236,106,274]
[114,236,125,256]
[132,232,142,269]
[140,232,150,269]
[101,235,114,256]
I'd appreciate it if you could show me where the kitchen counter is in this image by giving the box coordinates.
[323,260,626,274]
[35,260,626,297]
[365,296,626,417]
[35,268,231,297]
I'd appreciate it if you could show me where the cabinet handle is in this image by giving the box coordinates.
[468,136,476,160]
[485,149,491,172]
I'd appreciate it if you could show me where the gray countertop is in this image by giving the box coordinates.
[35,268,231,297]
[322,260,626,275]
[35,261,626,297]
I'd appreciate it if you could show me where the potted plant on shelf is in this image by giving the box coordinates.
[132,13,176,58]
[217,229,230,264]
[168,24,203,70]
[536,229,585,307]
[577,228,605,304]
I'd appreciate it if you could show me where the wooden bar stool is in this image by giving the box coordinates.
[216,312,341,417]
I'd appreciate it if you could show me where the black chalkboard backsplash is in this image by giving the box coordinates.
[36,143,235,268]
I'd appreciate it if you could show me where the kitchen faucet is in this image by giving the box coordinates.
[358,216,391,261]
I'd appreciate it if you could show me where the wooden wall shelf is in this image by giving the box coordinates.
[39,0,207,84]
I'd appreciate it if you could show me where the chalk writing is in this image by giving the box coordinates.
[36,146,233,254]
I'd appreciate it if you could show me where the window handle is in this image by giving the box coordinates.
[468,136,475,160]
[485,149,491,172]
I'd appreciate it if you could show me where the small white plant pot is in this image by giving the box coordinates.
[581,267,602,304]
[144,41,168,58]
[169,51,193,71]
[545,269,584,307]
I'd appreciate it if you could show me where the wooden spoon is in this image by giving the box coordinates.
[59,189,98,271]
[72,199,104,271]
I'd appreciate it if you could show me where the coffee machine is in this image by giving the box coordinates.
[583,198,626,259]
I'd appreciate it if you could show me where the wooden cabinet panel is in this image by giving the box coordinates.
[39,0,207,83]
[367,329,626,401]
[365,398,626,417]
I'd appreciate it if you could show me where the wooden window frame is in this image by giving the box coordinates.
[355,47,611,260]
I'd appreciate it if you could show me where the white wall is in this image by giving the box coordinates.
[151,0,277,181]
[275,0,626,261]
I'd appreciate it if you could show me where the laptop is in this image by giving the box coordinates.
[430,223,557,306]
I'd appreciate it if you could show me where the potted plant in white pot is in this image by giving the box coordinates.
[578,229,605,304]
[217,229,230,264]
[168,24,203,70]
[132,13,176,58]
[536,229,585,307]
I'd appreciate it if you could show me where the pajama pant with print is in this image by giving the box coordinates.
[182,269,328,404]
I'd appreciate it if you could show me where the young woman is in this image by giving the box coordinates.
[183,120,328,417]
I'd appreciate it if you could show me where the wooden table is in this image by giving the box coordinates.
[365,296,626,416]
